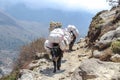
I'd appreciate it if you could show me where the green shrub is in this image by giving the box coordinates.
[0,70,19,80]
[111,40,120,54]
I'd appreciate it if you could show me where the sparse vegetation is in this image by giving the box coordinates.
[91,11,105,29]
[87,11,106,46]
[111,40,120,54]
[0,38,47,80]
[107,0,120,6]
[17,38,46,69]
[0,70,19,80]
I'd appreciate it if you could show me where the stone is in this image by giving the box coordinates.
[72,58,120,80]
[110,54,120,62]
[18,69,41,80]
[93,50,102,58]
[96,27,120,50]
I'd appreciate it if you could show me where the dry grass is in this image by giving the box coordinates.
[16,38,46,69]
[111,40,120,54]
[99,48,113,61]
[1,38,47,80]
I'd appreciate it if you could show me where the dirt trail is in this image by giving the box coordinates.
[19,40,91,80]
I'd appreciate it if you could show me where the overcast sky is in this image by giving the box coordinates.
[0,0,111,14]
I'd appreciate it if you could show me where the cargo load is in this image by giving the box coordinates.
[59,40,67,51]
[67,25,79,37]
[64,29,72,45]
[44,40,52,52]
[48,28,65,43]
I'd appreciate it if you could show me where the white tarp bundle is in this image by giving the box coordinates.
[59,40,67,51]
[64,29,72,45]
[45,28,67,51]
[44,40,52,52]
[44,39,67,52]
[67,25,79,37]
[48,28,65,43]
[45,25,79,52]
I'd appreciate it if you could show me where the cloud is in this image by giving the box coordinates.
[0,0,111,14]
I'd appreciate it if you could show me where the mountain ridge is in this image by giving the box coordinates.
[0,10,48,50]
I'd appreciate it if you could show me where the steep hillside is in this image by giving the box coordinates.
[85,6,120,62]
[0,10,48,50]
[0,10,31,50]
[86,6,120,48]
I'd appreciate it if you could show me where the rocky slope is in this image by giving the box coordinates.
[71,6,120,80]
[86,6,120,61]
[17,6,120,80]
[18,39,90,80]
[87,6,120,47]
[18,38,120,80]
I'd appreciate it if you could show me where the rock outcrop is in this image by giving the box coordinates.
[87,7,120,47]
[72,58,120,80]
[71,6,120,80]
[95,26,120,50]
[86,6,120,62]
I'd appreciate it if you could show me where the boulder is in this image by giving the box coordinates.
[110,54,120,62]
[92,48,113,61]
[115,27,120,37]
[96,30,115,50]
[72,58,120,80]
[18,69,42,80]
[112,9,120,24]
[92,50,102,58]
[96,26,120,50]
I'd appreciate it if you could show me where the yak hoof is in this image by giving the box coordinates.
[57,67,60,70]
[53,70,56,73]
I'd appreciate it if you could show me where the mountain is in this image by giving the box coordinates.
[0,10,48,50]
[0,10,48,77]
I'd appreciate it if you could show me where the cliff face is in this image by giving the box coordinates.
[71,6,120,80]
[87,7,120,48]
[86,6,120,61]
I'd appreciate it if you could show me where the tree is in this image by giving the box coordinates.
[118,0,120,5]
[107,0,120,6]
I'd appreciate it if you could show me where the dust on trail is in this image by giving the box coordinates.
[21,41,91,80]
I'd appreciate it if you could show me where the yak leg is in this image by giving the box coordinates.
[53,61,56,73]
[57,57,61,70]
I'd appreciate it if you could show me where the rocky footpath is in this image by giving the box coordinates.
[18,38,120,80]
[18,39,90,80]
